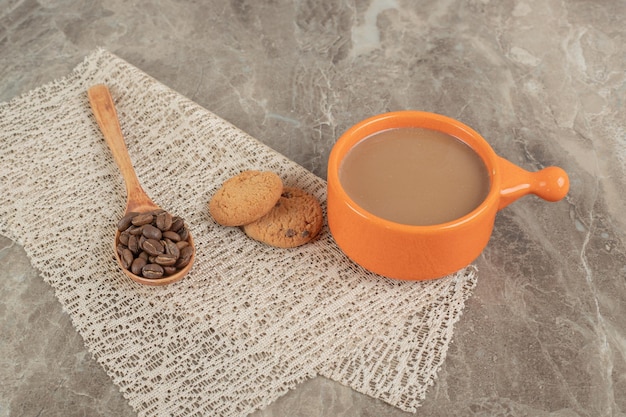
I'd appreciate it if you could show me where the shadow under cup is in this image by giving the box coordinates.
[327,111,569,281]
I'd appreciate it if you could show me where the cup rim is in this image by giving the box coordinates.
[328,110,502,232]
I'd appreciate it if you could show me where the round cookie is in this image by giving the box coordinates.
[243,187,323,248]
[209,170,283,226]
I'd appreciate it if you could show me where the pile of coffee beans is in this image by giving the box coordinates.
[116,210,194,279]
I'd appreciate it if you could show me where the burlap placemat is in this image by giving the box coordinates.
[0,49,477,416]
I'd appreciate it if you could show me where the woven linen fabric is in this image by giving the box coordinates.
[0,49,477,416]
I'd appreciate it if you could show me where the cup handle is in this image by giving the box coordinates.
[497,157,569,210]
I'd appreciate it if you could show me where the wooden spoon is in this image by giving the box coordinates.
[87,84,194,286]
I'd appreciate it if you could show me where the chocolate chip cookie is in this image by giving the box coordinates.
[243,187,323,248]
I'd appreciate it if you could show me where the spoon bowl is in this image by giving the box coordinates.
[88,84,195,286]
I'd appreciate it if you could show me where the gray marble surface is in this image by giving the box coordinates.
[1,0,625,416]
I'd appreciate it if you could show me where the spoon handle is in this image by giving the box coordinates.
[88,84,157,213]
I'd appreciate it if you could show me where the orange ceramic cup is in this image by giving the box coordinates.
[327,111,569,280]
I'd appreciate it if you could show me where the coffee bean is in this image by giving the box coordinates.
[120,248,134,270]
[142,238,164,256]
[119,231,130,246]
[163,231,181,242]
[131,257,147,275]
[131,213,154,226]
[116,243,127,257]
[142,224,162,240]
[178,227,189,241]
[176,246,194,268]
[128,225,144,236]
[163,266,177,275]
[171,217,184,232]
[139,235,147,250]
[117,212,138,231]
[154,254,178,266]
[156,212,173,231]
[142,263,164,279]
[128,235,140,254]
[115,210,194,279]
[164,239,180,258]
